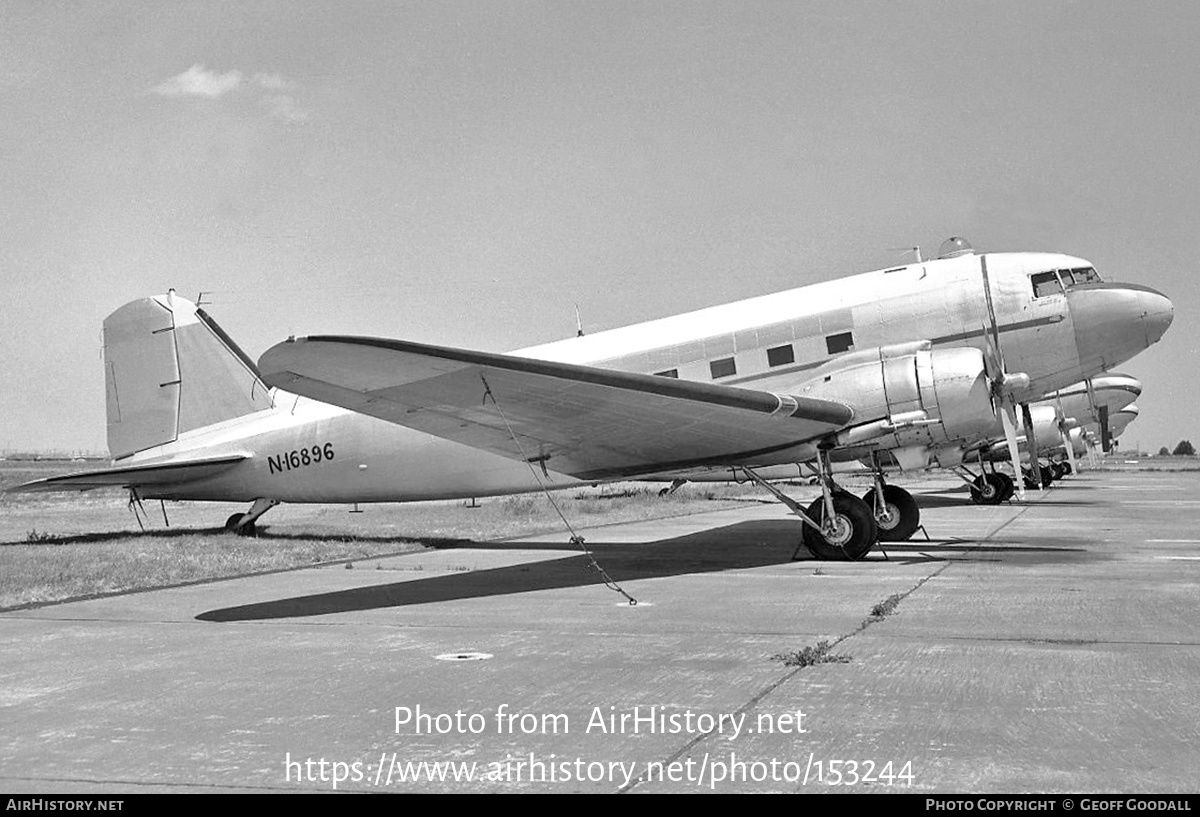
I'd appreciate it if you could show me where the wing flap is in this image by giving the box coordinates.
[9,455,249,493]
[259,337,853,479]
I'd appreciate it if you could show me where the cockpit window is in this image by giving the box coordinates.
[1031,271,1063,298]
[1031,266,1103,298]
[1062,266,1102,286]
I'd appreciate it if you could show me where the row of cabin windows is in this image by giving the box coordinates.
[653,331,856,380]
[1031,267,1101,298]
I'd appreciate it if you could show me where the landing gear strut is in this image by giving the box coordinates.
[742,449,877,561]
[224,498,279,536]
[958,465,1014,505]
[657,478,687,497]
[1022,463,1053,490]
[862,452,920,541]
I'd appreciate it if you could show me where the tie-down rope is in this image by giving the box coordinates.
[480,375,637,606]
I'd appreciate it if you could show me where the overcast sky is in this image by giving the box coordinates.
[2,1,1197,455]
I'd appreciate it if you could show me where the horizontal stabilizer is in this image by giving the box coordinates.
[259,336,854,480]
[8,455,249,493]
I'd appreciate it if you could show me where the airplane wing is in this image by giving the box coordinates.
[9,454,249,493]
[258,337,854,480]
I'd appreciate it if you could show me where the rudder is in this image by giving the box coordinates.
[104,291,273,458]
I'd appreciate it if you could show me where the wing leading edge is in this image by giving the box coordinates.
[258,336,854,480]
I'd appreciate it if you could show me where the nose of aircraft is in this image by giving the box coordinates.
[1069,283,1174,372]
[1139,286,1174,345]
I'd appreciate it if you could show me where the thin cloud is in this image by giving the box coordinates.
[151,65,311,123]
[253,73,290,91]
[263,94,311,123]
[151,64,244,98]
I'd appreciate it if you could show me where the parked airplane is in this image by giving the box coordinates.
[14,238,1173,560]
[965,372,1142,502]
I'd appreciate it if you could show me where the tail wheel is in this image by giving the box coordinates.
[862,485,920,541]
[224,513,257,537]
[802,493,877,560]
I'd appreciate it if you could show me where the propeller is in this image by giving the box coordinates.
[1021,402,1043,490]
[1054,392,1079,475]
[979,254,1031,500]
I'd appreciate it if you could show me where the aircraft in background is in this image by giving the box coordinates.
[964,372,1142,503]
[662,372,1144,512]
[1044,373,1142,455]
[13,238,1173,560]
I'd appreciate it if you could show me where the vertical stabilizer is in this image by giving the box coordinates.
[104,291,273,459]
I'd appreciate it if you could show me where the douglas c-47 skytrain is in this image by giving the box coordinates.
[15,238,1173,560]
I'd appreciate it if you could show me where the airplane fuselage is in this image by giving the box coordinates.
[113,249,1173,503]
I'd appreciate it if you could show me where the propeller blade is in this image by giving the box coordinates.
[1000,400,1026,501]
[1061,428,1078,475]
[1021,402,1042,490]
[1055,393,1077,476]
[1099,405,1112,453]
[980,255,1004,369]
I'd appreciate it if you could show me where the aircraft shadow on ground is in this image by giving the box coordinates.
[195,518,1088,623]
[912,492,1100,510]
[198,519,821,622]
[0,526,466,548]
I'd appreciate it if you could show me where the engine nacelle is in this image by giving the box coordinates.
[1069,427,1087,457]
[1028,404,1064,452]
[794,342,997,448]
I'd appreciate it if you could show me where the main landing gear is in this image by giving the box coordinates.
[224,498,279,536]
[957,465,1015,505]
[742,449,878,561]
[1022,463,1054,490]
[863,451,921,541]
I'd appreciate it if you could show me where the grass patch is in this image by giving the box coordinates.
[868,593,904,621]
[0,465,757,608]
[0,529,432,610]
[771,639,851,667]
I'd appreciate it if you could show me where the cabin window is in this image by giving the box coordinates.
[767,344,795,367]
[1031,271,1064,298]
[654,369,679,378]
[710,357,737,379]
[825,332,854,354]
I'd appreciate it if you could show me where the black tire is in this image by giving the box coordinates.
[225,513,257,537]
[862,485,920,541]
[993,472,1015,502]
[1040,464,1054,485]
[971,473,1004,505]
[1061,462,1073,475]
[802,493,877,560]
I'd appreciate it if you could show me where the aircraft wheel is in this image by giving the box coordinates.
[1061,462,1073,475]
[224,513,257,537]
[994,472,1015,502]
[862,485,920,541]
[1040,464,1055,485]
[971,474,1004,505]
[803,493,877,560]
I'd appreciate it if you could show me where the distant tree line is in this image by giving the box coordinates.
[1159,440,1196,456]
